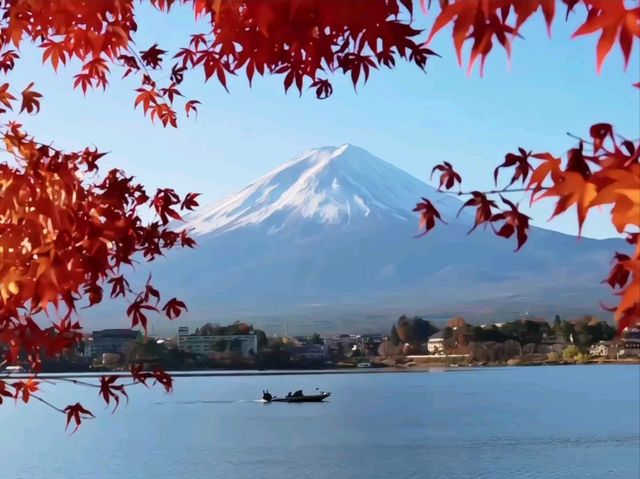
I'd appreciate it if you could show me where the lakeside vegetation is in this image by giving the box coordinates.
[4,315,637,375]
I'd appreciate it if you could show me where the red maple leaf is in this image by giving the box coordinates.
[413,198,446,237]
[98,376,128,412]
[310,79,333,99]
[162,297,187,319]
[130,364,154,387]
[13,379,39,403]
[63,402,94,433]
[126,299,157,331]
[180,192,201,210]
[184,100,200,118]
[20,82,42,114]
[431,162,462,190]
[458,191,498,233]
[108,275,131,298]
[0,381,14,404]
[140,44,167,69]
[494,148,532,187]
[603,252,631,289]
[490,196,531,251]
[152,368,173,393]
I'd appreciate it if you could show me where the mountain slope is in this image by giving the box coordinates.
[142,144,619,332]
[188,144,468,236]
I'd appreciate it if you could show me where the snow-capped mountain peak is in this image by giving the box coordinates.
[187,144,462,236]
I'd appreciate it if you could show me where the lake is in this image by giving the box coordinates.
[1,365,638,478]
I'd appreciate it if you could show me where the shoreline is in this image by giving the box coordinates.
[5,360,638,380]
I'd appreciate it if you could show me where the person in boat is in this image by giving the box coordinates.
[262,390,273,402]
[292,389,303,397]
[286,391,292,398]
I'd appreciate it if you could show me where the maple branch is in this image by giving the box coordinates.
[127,46,152,78]
[566,131,593,145]
[448,187,549,196]
[30,393,65,414]
[50,377,139,388]
[48,377,100,388]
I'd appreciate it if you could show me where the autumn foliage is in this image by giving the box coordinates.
[0,0,638,430]
[415,1,639,334]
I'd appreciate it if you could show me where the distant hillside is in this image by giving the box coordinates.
[82,144,620,335]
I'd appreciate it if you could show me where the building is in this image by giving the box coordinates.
[620,338,640,357]
[86,329,141,358]
[291,344,327,362]
[177,327,258,358]
[362,334,384,356]
[590,341,617,358]
[325,334,362,356]
[427,332,445,355]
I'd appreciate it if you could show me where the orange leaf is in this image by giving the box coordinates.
[41,40,67,71]
[0,83,16,111]
[540,172,598,235]
[572,2,640,73]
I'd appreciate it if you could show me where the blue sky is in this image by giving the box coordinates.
[8,3,639,239]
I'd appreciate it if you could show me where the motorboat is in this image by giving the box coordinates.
[262,389,331,403]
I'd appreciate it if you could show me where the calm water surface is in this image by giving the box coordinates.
[1,365,638,479]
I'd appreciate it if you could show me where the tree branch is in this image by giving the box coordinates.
[45,376,139,388]
[46,377,100,388]
[566,131,593,145]
[444,187,550,196]
[30,394,65,414]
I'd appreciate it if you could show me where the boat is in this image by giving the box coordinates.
[262,390,331,403]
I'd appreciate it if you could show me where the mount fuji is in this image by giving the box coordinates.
[144,144,619,333]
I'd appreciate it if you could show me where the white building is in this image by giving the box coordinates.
[620,339,640,357]
[427,332,445,355]
[177,327,258,358]
[590,341,615,357]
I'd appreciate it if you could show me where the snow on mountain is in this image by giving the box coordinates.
[187,144,466,236]
[108,143,622,333]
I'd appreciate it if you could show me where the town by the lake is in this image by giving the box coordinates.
[6,314,638,376]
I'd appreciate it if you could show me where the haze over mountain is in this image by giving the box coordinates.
[124,144,620,333]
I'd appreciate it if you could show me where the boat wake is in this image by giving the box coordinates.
[154,399,266,405]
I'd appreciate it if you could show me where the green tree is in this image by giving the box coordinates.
[441,326,455,354]
[553,320,573,341]
[562,345,580,361]
[392,315,438,346]
[574,332,594,351]
[575,353,590,364]
[309,333,323,345]
[586,321,615,343]
[200,323,221,336]
[547,351,560,363]
[471,325,508,343]
[126,339,167,365]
